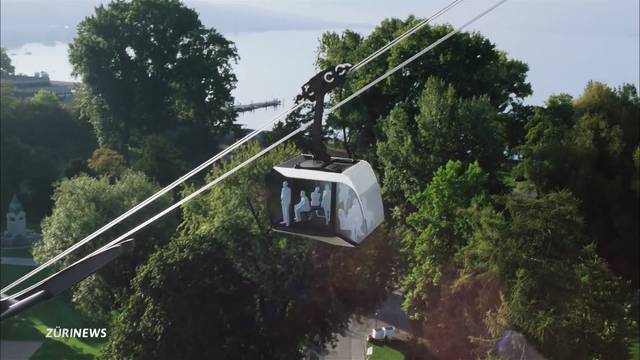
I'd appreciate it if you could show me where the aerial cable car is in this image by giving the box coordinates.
[266,63,385,247]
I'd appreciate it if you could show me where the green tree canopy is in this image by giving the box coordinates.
[378,77,505,207]
[400,160,487,315]
[463,191,638,359]
[517,82,640,284]
[30,89,60,107]
[103,143,396,359]
[87,148,126,178]
[0,48,15,76]
[33,171,175,324]
[69,0,239,170]
[130,134,186,185]
[0,90,96,225]
[317,18,530,161]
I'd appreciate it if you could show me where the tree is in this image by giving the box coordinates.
[400,160,487,315]
[103,232,262,359]
[69,0,239,168]
[462,191,638,359]
[317,18,530,162]
[30,89,59,107]
[0,48,15,76]
[103,143,396,359]
[265,103,335,155]
[0,89,96,225]
[130,135,186,185]
[378,77,505,208]
[518,82,640,284]
[87,148,126,178]
[33,171,175,324]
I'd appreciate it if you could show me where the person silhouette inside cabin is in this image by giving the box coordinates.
[310,186,321,207]
[321,184,332,224]
[280,181,291,226]
[294,190,311,222]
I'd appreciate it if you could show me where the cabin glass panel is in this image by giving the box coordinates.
[358,183,385,238]
[267,171,335,237]
[335,183,366,242]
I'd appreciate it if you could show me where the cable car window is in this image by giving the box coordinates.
[289,179,333,232]
[336,183,367,242]
[266,169,336,237]
[358,183,385,237]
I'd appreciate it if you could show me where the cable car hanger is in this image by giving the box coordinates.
[1,0,508,317]
[296,62,352,163]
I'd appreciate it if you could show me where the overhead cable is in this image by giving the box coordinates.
[350,0,465,73]
[3,0,499,296]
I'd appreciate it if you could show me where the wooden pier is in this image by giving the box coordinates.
[233,99,282,113]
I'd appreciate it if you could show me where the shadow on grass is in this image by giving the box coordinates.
[2,296,106,358]
[1,266,106,358]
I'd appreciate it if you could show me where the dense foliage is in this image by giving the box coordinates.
[0,48,15,76]
[87,148,126,178]
[316,16,639,359]
[33,171,175,324]
[69,0,240,184]
[103,144,396,359]
[317,18,530,162]
[463,192,637,359]
[517,82,640,284]
[378,78,505,207]
[3,5,637,359]
[383,83,639,358]
[0,87,96,225]
[400,160,487,315]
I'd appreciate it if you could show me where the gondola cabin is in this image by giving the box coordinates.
[266,155,384,247]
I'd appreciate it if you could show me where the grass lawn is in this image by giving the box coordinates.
[0,263,105,359]
[367,339,407,360]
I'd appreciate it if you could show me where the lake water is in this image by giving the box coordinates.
[7,30,335,130]
[8,27,640,130]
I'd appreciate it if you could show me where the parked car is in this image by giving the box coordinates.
[368,326,396,342]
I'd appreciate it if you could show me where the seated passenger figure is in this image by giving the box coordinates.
[294,190,311,222]
[310,187,322,207]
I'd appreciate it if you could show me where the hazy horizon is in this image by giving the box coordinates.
[2,0,639,128]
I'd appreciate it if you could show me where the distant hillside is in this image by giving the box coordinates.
[0,0,365,48]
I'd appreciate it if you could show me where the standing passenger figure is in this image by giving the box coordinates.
[321,184,332,224]
[280,181,291,226]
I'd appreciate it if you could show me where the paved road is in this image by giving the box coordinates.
[322,291,410,360]
[0,257,36,266]
[0,340,43,360]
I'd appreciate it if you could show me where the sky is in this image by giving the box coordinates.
[1,0,639,128]
[194,0,640,104]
